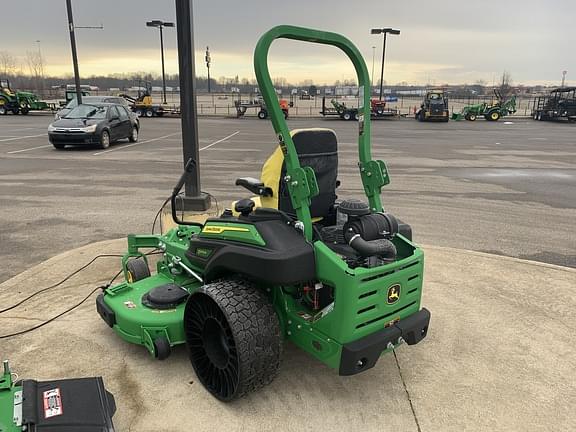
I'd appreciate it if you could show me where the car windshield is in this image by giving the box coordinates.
[65,104,108,119]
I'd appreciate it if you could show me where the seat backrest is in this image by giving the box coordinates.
[260,128,338,218]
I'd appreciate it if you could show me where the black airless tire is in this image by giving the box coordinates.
[184,278,282,401]
[126,257,150,283]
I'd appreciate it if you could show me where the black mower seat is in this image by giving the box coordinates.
[257,128,338,219]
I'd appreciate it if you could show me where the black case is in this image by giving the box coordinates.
[21,377,116,431]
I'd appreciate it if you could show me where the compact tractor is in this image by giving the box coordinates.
[416,89,449,122]
[120,80,165,117]
[0,79,50,115]
[97,25,430,401]
[452,89,516,121]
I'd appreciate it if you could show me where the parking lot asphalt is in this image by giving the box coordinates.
[0,114,575,283]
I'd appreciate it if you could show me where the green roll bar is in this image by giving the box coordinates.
[254,25,390,241]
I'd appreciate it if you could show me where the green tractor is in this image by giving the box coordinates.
[0,79,50,115]
[452,89,516,121]
[97,25,430,401]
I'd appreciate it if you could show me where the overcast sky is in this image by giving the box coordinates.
[4,0,575,86]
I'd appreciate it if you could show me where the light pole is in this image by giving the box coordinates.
[371,45,376,95]
[146,20,174,104]
[35,40,44,97]
[371,28,400,100]
[205,46,211,93]
[561,70,567,88]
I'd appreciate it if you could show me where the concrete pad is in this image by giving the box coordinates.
[1,240,575,431]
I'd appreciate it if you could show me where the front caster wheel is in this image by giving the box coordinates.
[126,257,150,283]
[184,278,282,401]
[153,337,171,360]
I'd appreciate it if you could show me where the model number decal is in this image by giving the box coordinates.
[202,226,250,234]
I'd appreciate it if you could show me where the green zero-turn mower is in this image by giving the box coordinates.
[96,25,431,401]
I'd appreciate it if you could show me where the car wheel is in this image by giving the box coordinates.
[353,112,359,121]
[129,126,139,143]
[467,113,477,121]
[135,109,143,117]
[257,110,267,119]
[343,112,351,121]
[52,143,66,150]
[99,130,111,149]
[145,109,154,117]
[0,106,7,115]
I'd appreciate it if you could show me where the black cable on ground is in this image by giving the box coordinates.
[202,191,220,216]
[0,254,124,314]
[151,196,171,235]
[0,268,123,340]
[0,250,162,314]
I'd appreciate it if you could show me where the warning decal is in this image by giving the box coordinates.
[43,388,63,418]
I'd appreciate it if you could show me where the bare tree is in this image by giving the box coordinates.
[498,71,513,99]
[25,50,45,95]
[0,51,17,76]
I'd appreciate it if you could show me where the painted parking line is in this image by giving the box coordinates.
[0,134,46,143]
[199,131,240,151]
[7,144,52,154]
[93,132,183,156]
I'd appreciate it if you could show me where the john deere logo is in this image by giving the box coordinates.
[387,284,401,304]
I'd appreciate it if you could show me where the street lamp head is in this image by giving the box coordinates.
[146,20,173,28]
[371,28,401,35]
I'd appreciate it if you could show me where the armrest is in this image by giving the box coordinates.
[235,177,273,197]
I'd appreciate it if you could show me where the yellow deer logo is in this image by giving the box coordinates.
[387,284,401,304]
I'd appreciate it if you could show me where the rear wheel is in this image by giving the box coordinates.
[184,278,282,401]
[145,109,154,117]
[353,112,359,121]
[487,111,501,121]
[342,111,352,121]
[99,130,111,149]
[135,109,143,117]
[257,110,268,119]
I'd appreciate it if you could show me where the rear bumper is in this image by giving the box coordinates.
[339,307,430,376]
